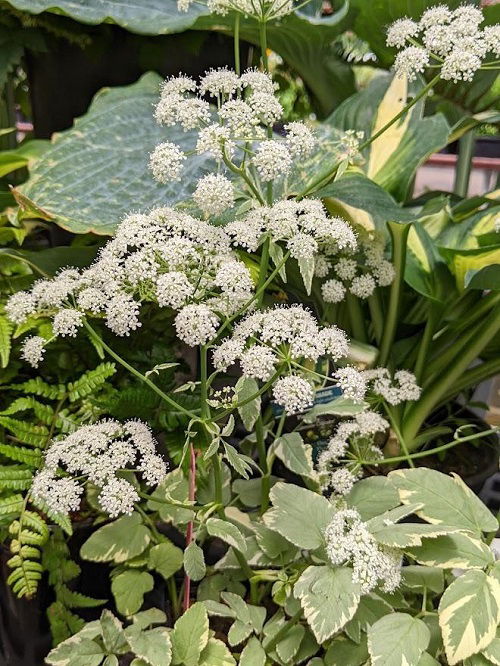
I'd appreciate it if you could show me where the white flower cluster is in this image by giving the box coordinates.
[325,508,402,594]
[213,304,350,414]
[150,69,316,205]
[333,366,421,406]
[178,0,294,21]
[317,410,388,494]
[7,208,255,353]
[31,420,167,519]
[387,5,499,82]
[320,237,395,304]
[227,198,356,260]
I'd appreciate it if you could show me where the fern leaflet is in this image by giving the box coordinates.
[67,362,116,402]
[0,315,12,369]
[0,443,42,466]
[0,416,49,447]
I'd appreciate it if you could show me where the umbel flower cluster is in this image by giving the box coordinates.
[178,0,294,23]
[317,410,389,495]
[320,235,395,304]
[31,420,167,519]
[334,366,421,404]
[149,68,316,206]
[213,304,349,413]
[325,508,402,594]
[387,4,500,82]
[7,207,257,358]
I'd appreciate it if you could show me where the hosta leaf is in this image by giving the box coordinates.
[127,627,172,666]
[80,513,151,563]
[271,432,317,480]
[389,469,498,535]
[171,602,209,666]
[294,566,360,643]
[264,482,335,550]
[406,532,494,570]
[148,541,183,580]
[438,570,500,665]
[17,72,212,234]
[112,570,154,616]
[183,542,206,582]
[206,517,247,555]
[367,613,430,666]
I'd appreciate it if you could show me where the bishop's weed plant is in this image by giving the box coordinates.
[1,2,500,666]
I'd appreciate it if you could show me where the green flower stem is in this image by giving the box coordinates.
[384,405,415,469]
[346,292,367,343]
[234,13,241,75]
[200,345,209,420]
[377,222,412,368]
[367,291,384,344]
[402,303,500,449]
[256,236,271,308]
[216,371,281,421]
[359,427,499,466]
[255,416,270,514]
[263,609,303,653]
[83,320,197,420]
[413,303,440,384]
[435,357,500,409]
[297,74,441,199]
[422,323,479,387]
[454,130,475,197]
[259,20,269,72]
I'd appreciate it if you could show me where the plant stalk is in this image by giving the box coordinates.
[454,130,475,197]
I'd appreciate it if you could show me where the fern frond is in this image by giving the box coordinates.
[8,378,66,400]
[0,493,24,515]
[0,315,13,369]
[0,465,33,490]
[67,362,116,402]
[57,585,106,609]
[30,494,73,535]
[47,602,85,646]
[0,443,42,466]
[0,417,48,447]
[0,397,55,425]
[22,510,49,540]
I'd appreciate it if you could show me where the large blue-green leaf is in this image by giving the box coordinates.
[17,72,212,235]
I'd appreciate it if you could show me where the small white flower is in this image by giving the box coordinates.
[52,309,83,337]
[219,99,258,136]
[273,375,314,415]
[5,291,37,325]
[322,278,346,303]
[20,336,46,368]
[334,366,367,403]
[252,141,292,182]
[318,326,349,361]
[441,49,482,82]
[240,345,277,381]
[419,5,452,28]
[386,18,420,48]
[196,124,235,160]
[200,67,240,97]
[77,287,108,314]
[285,122,316,159]
[175,304,219,346]
[98,478,140,518]
[330,467,357,495]
[484,25,500,58]
[350,274,376,299]
[394,46,430,80]
[287,233,318,259]
[335,258,358,281]
[149,142,186,182]
[373,260,395,287]
[314,255,330,278]
[105,293,141,336]
[240,69,277,95]
[248,92,283,126]
[212,338,245,371]
[156,271,195,309]
[193,173,235,216]
[225,218,263,252]
[160,75,196,96]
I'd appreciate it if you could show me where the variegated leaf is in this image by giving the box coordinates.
[406,532,494,570]
[389,469,498,534]
[80,513,151,563]
[372,524,460,548]
[294,566,360,643]
[367,613,430,666]
[438,570,500,665]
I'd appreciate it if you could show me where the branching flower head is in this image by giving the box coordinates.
[32,420,167,519]
[387,5,499,82]
[178,0,294,22]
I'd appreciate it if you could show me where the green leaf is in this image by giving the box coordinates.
[235,377,261,432]
[206,517,247,555]
[271,432,316,480]
[18,72,213,235]
[367,613,430,666]
[406,532,494,570]
[325,635,369,666]
[439,570,500,665]
[401,566,444,595]
[111,570,154,617]
[0,315,12,368]
[303,396,367,423]
[131,609,167,631]
[80,513,151,563]
[239,636,266,666]
[67,363,116,402]
[148,542,183,581]
[128,627,172,666]
[276,624,305,663]
[371,523,460,549]
[346,477,401,521]
[198,638,236,666]
[344,594,393,644]
[100,610,127,653]
[389,469,498,535]
[0,443,42,466]
[171,602,209,666]
[0,493,24,515]
[228,620,252,647]
[46,635,104,666]
[0,417,48,447]
[147,469,194,525]
[264,482,335,550]
[184,542,206,582]
[294,566,360,644]
[481,629,500,665]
